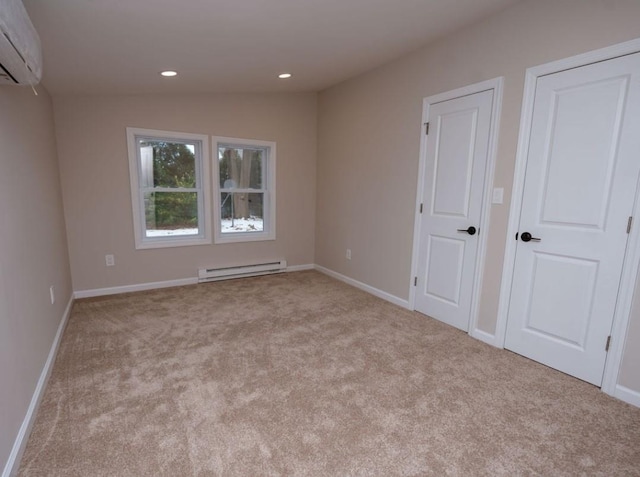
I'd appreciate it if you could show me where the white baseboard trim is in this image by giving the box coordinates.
[2,295,74,477]
[314,265,411,310]
[469,328,500,348]
[614,384,640,408]
[74,268,316,299]
[74,277,198,299]
[286,264,315,272]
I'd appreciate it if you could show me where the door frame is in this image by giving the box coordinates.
[410,77,504,340]
[496,38,640,401]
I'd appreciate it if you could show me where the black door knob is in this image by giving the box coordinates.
[520,232,541,242]
[457,226,477,235]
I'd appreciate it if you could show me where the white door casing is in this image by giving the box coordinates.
[503,52,640,386]
[413,87,496,332]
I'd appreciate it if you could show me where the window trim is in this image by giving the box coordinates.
[212,136,276,244]
[126,127,211,249]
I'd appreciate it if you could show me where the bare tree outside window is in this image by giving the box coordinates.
[219,145,265,233]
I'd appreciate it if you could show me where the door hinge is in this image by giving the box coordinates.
[605,335,611,352]
[424,122,430,135]
[419,203,423,213]
[627,216,633,234]
[414,276,418,286]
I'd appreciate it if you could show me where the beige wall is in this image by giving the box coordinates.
[316,0,640,388]
[54,93,317,291]
[0,86,72,470]
[619,264,640,392]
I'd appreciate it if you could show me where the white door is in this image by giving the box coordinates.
[505,52,640,386]
[415,89,494,331]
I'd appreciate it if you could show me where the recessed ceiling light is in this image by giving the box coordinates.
[160,70,178,77]
[278,73,292,79]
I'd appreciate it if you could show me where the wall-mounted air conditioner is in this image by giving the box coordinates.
[0,0,42,86]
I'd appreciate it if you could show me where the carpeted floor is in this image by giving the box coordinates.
[18,271,640,476]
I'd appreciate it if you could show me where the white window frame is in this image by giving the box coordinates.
[212,136,276,244]
[126,127,211,249]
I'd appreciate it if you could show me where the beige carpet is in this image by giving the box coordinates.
[18,271,640,476]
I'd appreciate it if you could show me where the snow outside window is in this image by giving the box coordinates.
[213,136,276,243]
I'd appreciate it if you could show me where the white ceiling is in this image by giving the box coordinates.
[23,0,520,96]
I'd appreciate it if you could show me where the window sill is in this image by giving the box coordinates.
[135,236,211,250]
[214,231,276,244]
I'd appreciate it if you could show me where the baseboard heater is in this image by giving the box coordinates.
[198,259,287,283]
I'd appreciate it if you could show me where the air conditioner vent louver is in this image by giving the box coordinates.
[0,0,42,86]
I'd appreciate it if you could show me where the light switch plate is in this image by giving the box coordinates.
[492,188,504,204]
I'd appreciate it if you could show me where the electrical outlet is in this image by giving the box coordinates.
[49,286,55,304]
[105,254,115,267]
[346,249,352,260]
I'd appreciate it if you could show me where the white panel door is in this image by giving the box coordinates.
[505,52,640,385]
[415,89,493,331]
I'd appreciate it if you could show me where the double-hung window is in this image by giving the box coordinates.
[127,128,211,249]
[213,136,276,243]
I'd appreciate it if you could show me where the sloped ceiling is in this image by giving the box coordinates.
[23,0,520,95]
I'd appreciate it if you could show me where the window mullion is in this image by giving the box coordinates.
[220,189,266,194]
[143,187,199,193]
